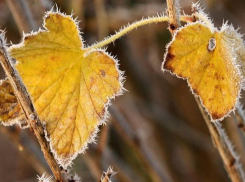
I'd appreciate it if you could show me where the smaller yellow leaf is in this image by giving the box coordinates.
[162,22,243,121]
[0,79,25,126]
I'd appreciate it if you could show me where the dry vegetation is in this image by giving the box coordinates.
[1,0,245,181]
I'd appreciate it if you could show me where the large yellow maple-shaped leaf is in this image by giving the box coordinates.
[9,12,123,167]
[163,22,242,121]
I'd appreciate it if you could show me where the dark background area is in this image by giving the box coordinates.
[1,0,245,181]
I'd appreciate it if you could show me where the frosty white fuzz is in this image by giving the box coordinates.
[37,173,53,182]
[221,23,245,89]
[100,166,117,182]
[191,2,215,32]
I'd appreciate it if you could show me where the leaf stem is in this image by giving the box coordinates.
[87,16,169,51]
[0,34,66,182]
[86,15,191,51]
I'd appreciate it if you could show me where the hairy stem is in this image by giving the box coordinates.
[87,16,169,51]
[196,98,244,182]
[0,34,66,182]
[86,15,191,51]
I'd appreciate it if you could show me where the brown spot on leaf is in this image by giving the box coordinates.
[208,98,214,102]
[98,108,105,118]
[51,56,56,61]
[164,50,175,71]
[192,88,199,95]
[90,77,94,84]
[100,70,106,78]
[24,36,34,42]
[212,112,223,120]
[45,15,50,20]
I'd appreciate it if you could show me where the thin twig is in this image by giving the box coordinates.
[110,106,173,182]
[120,101,175,182]
[93,0,109,40]
[103,146,144,182]
[71,0,85,29]
[82,153,102,181]
[87,16,169,51]
[235,103,245,137]
[0,34,65,181]
[5,0,44,33]
[97,124,110,155]
[86,14,191,51]
[166,0,180,33]
[0,126,50,176]
[196,98,245,182]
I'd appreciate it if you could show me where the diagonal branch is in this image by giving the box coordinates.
[196,98,245,182]
[0,33,66,182]
[235,103,245,137]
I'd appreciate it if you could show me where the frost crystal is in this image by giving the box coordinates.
[37,173,53,182]
[208,38,216,51]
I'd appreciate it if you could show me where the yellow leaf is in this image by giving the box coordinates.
[163,22,242,121]
[9,12,123,167]
[0,79,25,126]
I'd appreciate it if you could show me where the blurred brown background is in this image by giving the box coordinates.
[1,0,245,181]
